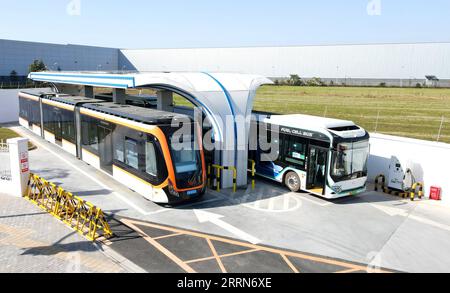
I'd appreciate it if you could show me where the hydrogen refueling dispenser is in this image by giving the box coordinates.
[387,156,415,192]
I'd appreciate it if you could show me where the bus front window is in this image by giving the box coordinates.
[169,133,203,189]
[331,140,369,182]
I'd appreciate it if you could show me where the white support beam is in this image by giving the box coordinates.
[28,71,272,191]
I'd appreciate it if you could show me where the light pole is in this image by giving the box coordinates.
[400,65,405,87]
[336,66,339,85]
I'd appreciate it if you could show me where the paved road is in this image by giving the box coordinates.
[11,125,450,273]
[105,217,393,273]
[0,193,128,273]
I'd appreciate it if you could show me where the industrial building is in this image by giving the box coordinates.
[1,39,450,87]
[0,39,118,83]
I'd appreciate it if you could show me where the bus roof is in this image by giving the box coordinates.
[254,113,368,140]
[46,95,106,106]
[20,91,65,98]
[82,102,191,125]
[258,114,357,130]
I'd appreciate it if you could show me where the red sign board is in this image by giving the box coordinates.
[430,187,442,201]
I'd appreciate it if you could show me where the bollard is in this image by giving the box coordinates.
[7,138,30,197]
[248,160,256,190]
[210,165,237,193]
[374,174,385,192]
[410,182,424,201]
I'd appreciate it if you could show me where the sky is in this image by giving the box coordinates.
[0,0,449,49]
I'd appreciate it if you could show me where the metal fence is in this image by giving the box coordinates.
[0,139,9,152]
[316,107,450,144]
[0,81,45,89]
[0,143,11,181]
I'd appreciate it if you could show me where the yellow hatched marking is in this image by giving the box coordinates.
[207,239,227,273]
[125,219,391,273]
[281,254,300,273]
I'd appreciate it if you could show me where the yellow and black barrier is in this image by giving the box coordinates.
[25,173,113,241]
[248,159,256,190]
[208,164,237,193]
[382,187,408,199]
[410,182,424,201]
[374,174,421,199]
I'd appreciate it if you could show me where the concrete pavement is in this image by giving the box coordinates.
[0,193,128,273]
[10,125,450,273]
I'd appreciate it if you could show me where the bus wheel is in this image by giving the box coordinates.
[285,172,300,192]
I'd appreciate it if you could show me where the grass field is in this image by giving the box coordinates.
[116,86,450,144]
[253,86,450,144]
[0,128,35,150]
[0,128,20,142]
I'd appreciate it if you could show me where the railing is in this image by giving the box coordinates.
[208,164,237,193]
[0,81,45,89]
[374,173,424,201]
[25,173,113,241]
[0,139,9,152]
[0,170,11,181]
[248,159,256,190]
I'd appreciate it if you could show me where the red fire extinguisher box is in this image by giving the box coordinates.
[430,187,442,201]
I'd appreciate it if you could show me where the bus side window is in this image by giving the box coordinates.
[285,137,306,167]
[145,141,158,177]
[124,137,139,169]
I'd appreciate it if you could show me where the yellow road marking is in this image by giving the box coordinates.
[185,249,261,264]
[152,233,184,240]
[207,239,227,273]
[124,218,391,273]
[281,254,300,273]
[122,219,196,273]
[335,268,362,273]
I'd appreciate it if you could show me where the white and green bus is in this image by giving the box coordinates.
[250,112,370,199]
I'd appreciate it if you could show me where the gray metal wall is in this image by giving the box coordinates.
[2,39,450,87]
[119,43,450,84]
[0,39,118,77]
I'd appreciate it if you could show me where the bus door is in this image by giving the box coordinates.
[54,111,63,147]
[307,145,328,195]
[98,125,113,174]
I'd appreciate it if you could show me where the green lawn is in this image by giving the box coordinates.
[253,86,450,144]
[0,128,20,142]
[107,86,450,144]
[0,128,35,150]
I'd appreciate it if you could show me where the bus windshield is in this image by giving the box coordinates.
[169,133,203,189]
[331,140,369,182]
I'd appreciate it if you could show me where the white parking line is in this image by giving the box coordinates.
[299,194,333,207]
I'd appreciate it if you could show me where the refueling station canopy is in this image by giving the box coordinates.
[28,71,273,189]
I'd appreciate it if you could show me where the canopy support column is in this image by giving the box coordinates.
[157,90,174,112]
[113,89,126,104]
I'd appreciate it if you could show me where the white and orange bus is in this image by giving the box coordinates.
[19,92,206,204]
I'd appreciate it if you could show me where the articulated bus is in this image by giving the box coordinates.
[18,92,206,204]
[250,112,370,199]
[18,91,68,137]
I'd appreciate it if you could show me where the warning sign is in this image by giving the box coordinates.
[20,152,29,173]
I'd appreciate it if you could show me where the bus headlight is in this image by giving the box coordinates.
[168,180,180,197]
[332,185,343,194]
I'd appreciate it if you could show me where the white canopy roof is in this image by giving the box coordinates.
[28,71,273,188]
